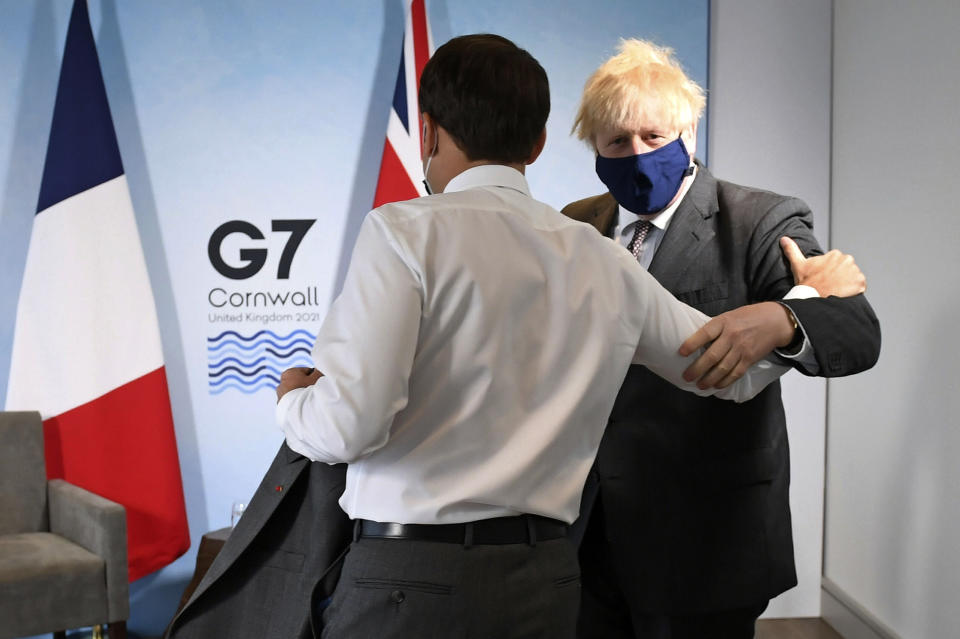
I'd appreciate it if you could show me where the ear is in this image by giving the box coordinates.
[421,112,437,161]
[526,128,548,165]
[682,122,698,158]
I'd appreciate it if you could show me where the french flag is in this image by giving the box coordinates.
[372,0,434,207]
[5,0,189,581]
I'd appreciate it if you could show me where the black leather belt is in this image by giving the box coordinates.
[356,515,567,546]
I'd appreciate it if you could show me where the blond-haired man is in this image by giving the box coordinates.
[564,39,880,638]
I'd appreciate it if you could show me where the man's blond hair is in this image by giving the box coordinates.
[573,39,706,147]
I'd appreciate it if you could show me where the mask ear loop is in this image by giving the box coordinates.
[677,131,695,177]
[422,122,439,195]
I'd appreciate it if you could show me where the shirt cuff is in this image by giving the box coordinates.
[275,386,306,430]
[774,286,819,361]
[783,284,819,300]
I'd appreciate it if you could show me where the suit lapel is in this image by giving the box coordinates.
[648,167,718,292]
[582,193,619,237]
[177,443,310,615]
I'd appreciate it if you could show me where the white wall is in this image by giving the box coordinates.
[826,1,960,637]
[709,0,834,618]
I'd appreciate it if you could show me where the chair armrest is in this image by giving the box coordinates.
[48,478,129,623]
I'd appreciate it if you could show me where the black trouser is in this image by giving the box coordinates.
[576,495,768,639]
[322,518,581,639]
[579,587,768,639]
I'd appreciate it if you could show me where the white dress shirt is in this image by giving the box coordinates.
[277,165,786,525]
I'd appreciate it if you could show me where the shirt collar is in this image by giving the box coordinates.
[618,164,698,232]
[444,165,531,197]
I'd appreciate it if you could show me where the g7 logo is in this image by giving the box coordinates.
[208,219,316,280]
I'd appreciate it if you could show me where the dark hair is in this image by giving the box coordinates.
[418,34,550,163]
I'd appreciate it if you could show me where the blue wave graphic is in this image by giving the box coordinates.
[265,346,311,359]
[209,360,313,378]
[206,347,260,360]
[207,337,314,353]
[207,329,316,395]
[210,373,282,387]
[208,346,311,360]
[207,345,313,360]
[210,365,285,379]
[208,355,313,370]
[208,328,314,342]
[210,382,278,395]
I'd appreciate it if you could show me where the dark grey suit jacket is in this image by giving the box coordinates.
[165,444,351,639]
[563,166,880,612]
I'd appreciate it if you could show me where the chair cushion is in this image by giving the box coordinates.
[0,532,109,636]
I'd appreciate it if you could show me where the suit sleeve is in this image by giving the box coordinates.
[745,197,881,377]
[781,294,881,376]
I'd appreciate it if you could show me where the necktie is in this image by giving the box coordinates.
[628,220,652,260]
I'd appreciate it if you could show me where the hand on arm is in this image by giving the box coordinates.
[276,367,323,402]
[780,236,866,297]
[678,302,796,389]
[629,262,788,402]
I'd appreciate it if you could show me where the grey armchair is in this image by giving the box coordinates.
[0,411,129,639]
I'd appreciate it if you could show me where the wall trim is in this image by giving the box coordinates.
[821,577,900,639]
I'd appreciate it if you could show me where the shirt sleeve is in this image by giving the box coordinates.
[629,262,789,403]
[276,211,422,463]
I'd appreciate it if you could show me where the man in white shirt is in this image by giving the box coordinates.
[274,34,860,639]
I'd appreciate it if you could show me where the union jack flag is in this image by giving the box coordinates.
[373,0,434,207]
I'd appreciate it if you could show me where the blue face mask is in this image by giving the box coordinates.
[595,136,693,214]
